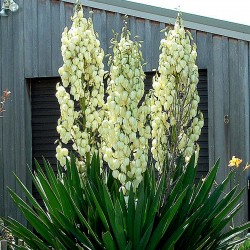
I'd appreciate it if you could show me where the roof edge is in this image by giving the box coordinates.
[63,0,250,41]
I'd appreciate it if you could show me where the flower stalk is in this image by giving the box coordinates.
[56,6,105,173]
[151,14,203,176]
[100,21,151,191]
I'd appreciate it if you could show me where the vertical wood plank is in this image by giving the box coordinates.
[13,0,26,224]
[222,36,230,182]
[24,0,33,77]
[136,17,145,65]
[65,2,73,29]
[45,0,52,75]
[159,22,165,40]
[83,6,90,19]
[51,0,62,76]
[196,31,208,69]
[106,12,116,59]
[229,39,240,160]
[237,40,249,225]
[92,10,107,69]
[144,20,152,71]
[238,41,249,162]
[129,16,136,38]
[101,10,108,69]
[0,240,8,250]
[114,12,122,35]
[31,0,38,77]
[212,36,227,183]
[58,1,66,76]
[151,21,160,70]
[207,33,215,167]
[37,0,47,76]
[190,29,197,44]
[228,38,244,225]
[2,11,16,221]
[156,22,166,72]
[24,80,32,219]
[59,0,66,33]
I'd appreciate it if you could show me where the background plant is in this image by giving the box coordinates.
[232,235,250,250]
[0,89,11,117]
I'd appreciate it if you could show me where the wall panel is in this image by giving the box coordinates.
[13,0,26,224]
[37,0,48,76]
[31,0,39,77]
[51,0,62,76]
[237,40,249,224]
[196,31,208,69]
[1,9,16,221]
[213,36,227,182]
[24,0,33,77]
[207,33,215,167]
[151,21,161,70]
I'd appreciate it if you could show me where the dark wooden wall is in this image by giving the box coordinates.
[0,0,249,224]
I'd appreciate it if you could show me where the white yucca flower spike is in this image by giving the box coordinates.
[100,20,151,191]
[151,13,204,173]
[56,5,105,174]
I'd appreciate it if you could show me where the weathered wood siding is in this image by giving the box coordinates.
[0,0,249,224]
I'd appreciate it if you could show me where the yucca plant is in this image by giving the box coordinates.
[5,154,185,250]
[5,153,250,250]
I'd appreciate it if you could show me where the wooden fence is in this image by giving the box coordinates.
[0,240,7,250]
[0,239,24,249]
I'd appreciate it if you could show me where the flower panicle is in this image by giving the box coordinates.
[150,15,203,172]
[56,6,105,173]
[101,21,150,191]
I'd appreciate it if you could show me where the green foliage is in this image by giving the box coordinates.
[5,154,250,249]
[162,156,250,250]
[231,234,250,250]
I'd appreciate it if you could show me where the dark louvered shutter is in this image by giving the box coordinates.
[31,78,61,204]
[31,78,61,167]
[196,70,209,179]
